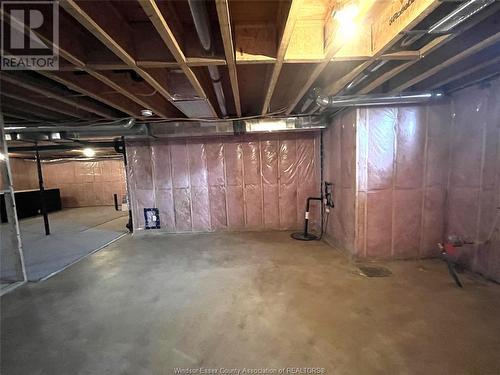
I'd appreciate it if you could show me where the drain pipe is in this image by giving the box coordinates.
[188,0,227,117]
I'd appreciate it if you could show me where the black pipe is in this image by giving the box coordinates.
[119,136,133,233]
[303,197,322,236]
[113,193,119,211]
[35,144,50,236]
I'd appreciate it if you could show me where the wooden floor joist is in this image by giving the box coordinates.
[427,55,500,90]
[138,0,218,117]
[1,101,63,121]
[391,32,500,92]
[354,3,500,95]
[261,0,302,115]
[215,0,242,116]
[37,71,139,118]
[0,74,116,119]
[61,0,198,118]
[1,91,94,119]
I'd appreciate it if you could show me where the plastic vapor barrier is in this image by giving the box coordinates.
[126,133,320,233]
[323,77,500,283]
[355,103,450,259]
[41,160,127,208]
[323,109,357,253]
[446,79,500,282]
[9,158,38,190]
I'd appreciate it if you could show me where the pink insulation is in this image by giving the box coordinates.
[446,79,500,282]
[42,160,127,208]
[324,78,500,283]
[323,109,357,253]
[9,158,38,191]
[355,104,451,258]
[126,133,320,233]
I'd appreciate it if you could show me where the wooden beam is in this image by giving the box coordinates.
[138,0,218,117]
[1,111,39,122]
[215,0,241,116]
[351,3,500,95]
[1,100,63,121]
[358,62,415,94]
[284,37,342,114]
[427,55,500,90]
[261,0,302,115]
[285,0,378,114]
[187,58,227,67]
[2,3,177,119]
[391,31,500,92]
[61,0,195,118]
[84,70,175,118]
[371,0,440,56]
[0,74,116,119]
[445,70,500,93]
[1,90,95,120]
[313,0,439,104]
[37,71,140,118]
[323,60,373,96]
[86,59,226,70]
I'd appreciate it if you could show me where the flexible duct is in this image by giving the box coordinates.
[188,0,227,117]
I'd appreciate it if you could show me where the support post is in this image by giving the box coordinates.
[0,112,27,287]
[35,144,50,236]
[113,193,119,211]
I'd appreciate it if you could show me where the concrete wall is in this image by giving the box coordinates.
[323,109,357,253]
[446,81,500,282]
[126,133,320,232]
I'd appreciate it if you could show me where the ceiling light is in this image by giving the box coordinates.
[141,109,153,117]
[82,148,96,157]
[334,3,359,20]
[333,3,359,41]
[428,0,494,33]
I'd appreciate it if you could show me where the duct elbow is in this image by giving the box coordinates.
[316,95,330,107]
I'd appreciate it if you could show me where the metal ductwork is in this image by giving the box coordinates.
[5,117,324,142]
[188,0,227,117]
[3,118,136,133]
[316,92,444,108]
[429,0,495,33]
[148,116,325,138]
[4,118,148,143]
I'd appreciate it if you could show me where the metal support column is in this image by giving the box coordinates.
[35,144,50,236]
[0,112,27,289]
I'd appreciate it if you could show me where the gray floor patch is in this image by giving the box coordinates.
[358,265,393,277]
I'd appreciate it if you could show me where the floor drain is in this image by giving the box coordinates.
[357,266,392,277]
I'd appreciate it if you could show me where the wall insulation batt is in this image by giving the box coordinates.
[324,78,500,282]
[10,159,127,208]
[126,133,320,232]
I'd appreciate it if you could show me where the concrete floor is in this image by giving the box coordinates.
[1,231,500,374]
[1,207,128,281]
